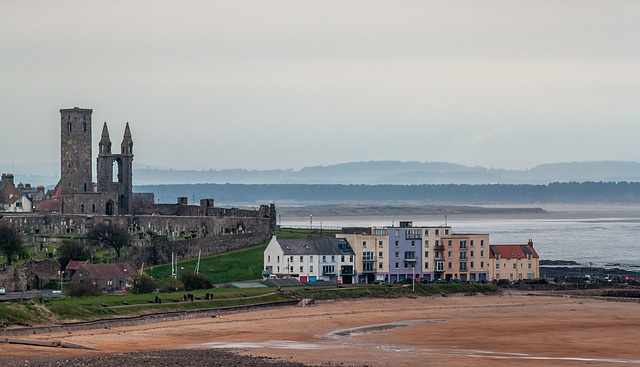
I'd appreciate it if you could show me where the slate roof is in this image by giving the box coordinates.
[276,238,354,256]
[35,200,61,213]
[66,260,89,271]
[80,263,137,278]
[489,244,538,259]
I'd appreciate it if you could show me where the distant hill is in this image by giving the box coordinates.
[5,160,640,187]
[135,181,640,206]
[132,160,640,185]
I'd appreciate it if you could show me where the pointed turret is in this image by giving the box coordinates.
[121,122,133,155]
[99,122,112,155]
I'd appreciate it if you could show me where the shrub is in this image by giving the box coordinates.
[158,283,185,293]
[65,282,102,297]
[181,273,212,291]
[131,275,156,294]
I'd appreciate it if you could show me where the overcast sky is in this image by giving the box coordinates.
[1,1,638,172]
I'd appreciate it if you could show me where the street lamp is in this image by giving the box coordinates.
[310,215,313,230]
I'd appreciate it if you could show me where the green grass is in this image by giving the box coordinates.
[294,283,500,300]
[146,230,325,284]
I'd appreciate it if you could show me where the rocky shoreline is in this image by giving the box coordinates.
[5,349,324,367]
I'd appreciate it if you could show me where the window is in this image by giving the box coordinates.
[322,265,335,274]
[470,251,474,257]
[379,262,383,269]
[341,255,345,262]
[310,256,313,261]
[67,121,72,131]
[435,229,439,236]
[363,252,374,261]
[331,255,335,261]
[290,266,294,272]
[322,256,326,262]
[395,262,399,269]
[424,251,429,258]
[496,254,500,260]
[277,266,280,272]
[445,229,449,235]
[310,266,313,272]
[448,262,452,269]
[448,240,452,247]
[395,230,399,237]
[83,121,87,131]
[300,266,304,272]
[395,240,399,247]
[378,241,383,247]
[363,262,375,272]
[411,240,416,247]
[363,241,367,248]
[404,262,408,269]
[460,251,467,260]
[528,254,532,260]
[460,262,467,271]
[300,256,303,262]
[395,251,399,258]
[350,255,353,262]
[92,204,95,212]
[481,261,484,268]
[496,263,500,269]
[481,240,485,246]
[290,256,294,262]
[424,229,428,236]
[448,251,452,258]
[268,255,271,262]
[513,263,517,270]
[528,263,532,269]
[404,251,416,260]
[480,250,484,257]
[424,262,429,269]
[424,240,429,247]
[379,251,383,258]
[460,241,467,249]
[277,256,280,262]
[470,261,474,268]
[470,240,474,247]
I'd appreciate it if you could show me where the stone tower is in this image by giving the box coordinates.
[96,122,134,215]
[60,107,94,214]
[60,107,134,216]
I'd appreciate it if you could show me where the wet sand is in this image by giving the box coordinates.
[3,293,640,366]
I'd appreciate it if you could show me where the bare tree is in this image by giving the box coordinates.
[88,223,130,259]
[0,223,23,266]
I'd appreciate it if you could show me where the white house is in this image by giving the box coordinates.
[0,194,32,213]
[263,236,356,284]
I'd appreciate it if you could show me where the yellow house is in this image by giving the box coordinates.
[489,241,539,281]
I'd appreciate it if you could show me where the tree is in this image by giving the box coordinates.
[0,223,23,266]
[88,223,130,258]
[131,275,156,294]
[59,240,91,261]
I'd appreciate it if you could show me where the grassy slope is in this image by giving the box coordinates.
[146,231,318,284]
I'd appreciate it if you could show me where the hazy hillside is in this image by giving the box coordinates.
[5,160,640,187]
[132,160,640,185]
[135,181,640,206]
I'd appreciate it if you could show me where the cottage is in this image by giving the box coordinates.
[71,263,137,292]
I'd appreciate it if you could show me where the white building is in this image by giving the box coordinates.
[263,236,356,284]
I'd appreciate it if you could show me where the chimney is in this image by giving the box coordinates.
[528,239,533,247]
[1,173,14,186]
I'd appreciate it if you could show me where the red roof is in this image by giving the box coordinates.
[66,260,88,271]
[80,263,137,278]
[35,200,61,212]
[490,244,538,259]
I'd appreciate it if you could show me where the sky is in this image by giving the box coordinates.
[1,1,639,172]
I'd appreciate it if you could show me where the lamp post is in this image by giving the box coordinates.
[310,215,313,230]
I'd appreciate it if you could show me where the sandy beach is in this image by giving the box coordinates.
[3,293,640,366]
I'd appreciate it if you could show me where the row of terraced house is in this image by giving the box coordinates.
[263,221,539,284]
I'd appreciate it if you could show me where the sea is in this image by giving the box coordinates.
[281,205,640,270]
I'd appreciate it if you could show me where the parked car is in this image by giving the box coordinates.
[0,286,5,295]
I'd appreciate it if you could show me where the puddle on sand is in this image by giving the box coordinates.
[188,340,339,350]
[327,319,455,338]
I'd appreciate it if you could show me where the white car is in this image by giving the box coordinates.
[0,286,5,295]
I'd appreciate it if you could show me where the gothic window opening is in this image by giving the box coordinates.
[112,159,123,183]
[67,122,72,131]
[83,121,87,131]
[106,200,114,215]
[92,204,95,212]
[84,183,87,192]
[81,204,84,213]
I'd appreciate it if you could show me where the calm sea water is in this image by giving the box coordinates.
[283,214,640,269]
